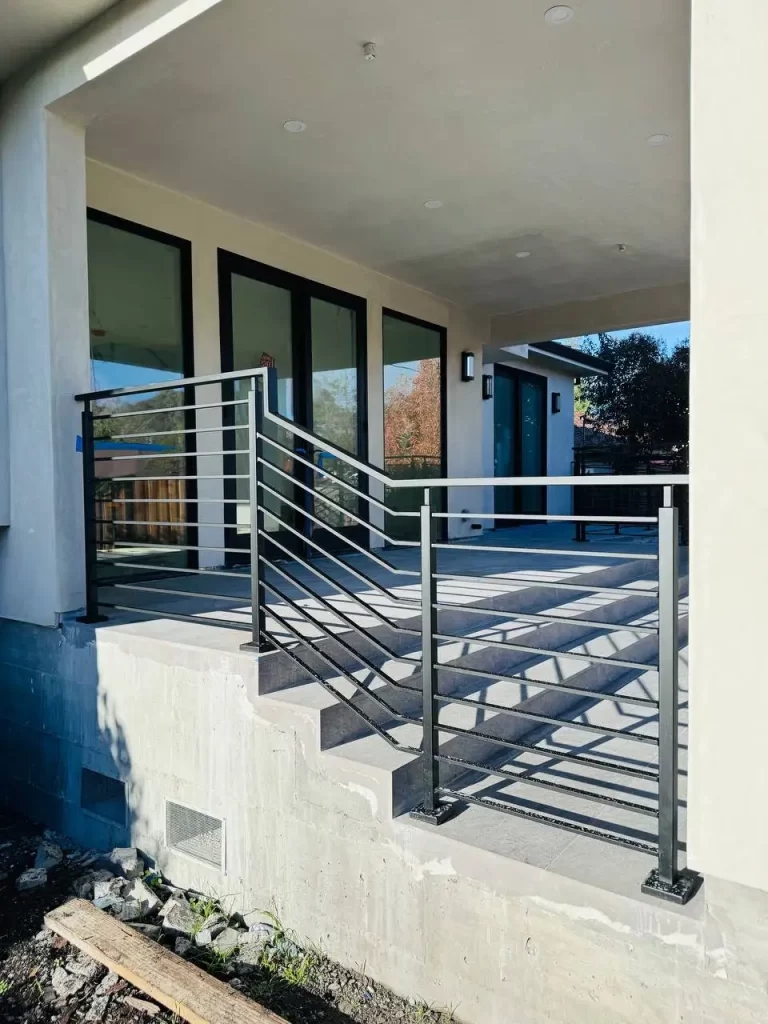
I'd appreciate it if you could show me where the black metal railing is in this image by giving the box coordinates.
[76,367,697,905]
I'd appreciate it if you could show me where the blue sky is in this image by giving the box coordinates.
[556,320,690,355]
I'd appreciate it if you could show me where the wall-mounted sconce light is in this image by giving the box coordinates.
[461,351,475,382]
[482,374,494,400]
[551,392,561,414]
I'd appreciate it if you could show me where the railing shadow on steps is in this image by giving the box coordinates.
[75,366,699,906]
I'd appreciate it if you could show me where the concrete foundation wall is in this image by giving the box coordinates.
[3,615,768,1024]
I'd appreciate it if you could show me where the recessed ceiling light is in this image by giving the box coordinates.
[544,6,574,25]
[647,133,670,147]
[616,243,628,253]
[283,120,306,133]
[424,200,443,209]
[516,251,531,259]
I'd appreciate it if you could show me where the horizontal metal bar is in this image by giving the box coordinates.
[258,504,423,610]
[95,450,248,462]
[433,542,658,561]
[260,592,419,727]
[433,512,659,523]
[109,424,245,440]
[260,533,424,645]
[259,456,418,546]
[108,475,247,482]
[95,560,249,579]
[436,787,658,855]
[258,433,415,520]
[111,520,212,528]
[260,618,421,757]
[438,663,658,709]
[258,480,420,577]
[111,541,246,554]
[110,582,248,604]
[433,572,658,598]
[260,553,422,673]
[108,497,247,505]
[78,368,264,402]
[96,601,251,631]
[435,753,658,817]
[436,721,659,780]
[435,691,658,745]
[432,629,655,671]
[92,398,247,419]
[433,602,659,636]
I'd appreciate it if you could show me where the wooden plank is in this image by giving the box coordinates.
[45,899,287,1024]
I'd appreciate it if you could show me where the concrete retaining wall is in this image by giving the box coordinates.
[2,615,768,1024]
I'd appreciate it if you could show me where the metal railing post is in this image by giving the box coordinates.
[241,378,272,653]
[411,488,456,825]
[642,485,700,904]
[77,401,107,624]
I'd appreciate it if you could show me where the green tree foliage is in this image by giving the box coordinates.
[579,332,689,448]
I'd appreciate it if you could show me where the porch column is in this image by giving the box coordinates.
[0,101,90,626]
[688,0,768,890]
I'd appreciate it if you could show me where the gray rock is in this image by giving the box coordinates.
[194,912,228,947]
[93,895,124,912]
[241,922,274,946]
[174,937,193,957]
[127,922,162,939]
[51,965,86,999]
[109,847,144,880]
[116,900,144,923]
[95,971,120,995]
[73,869,114,900]
[235,943,264,968]
[34,840,64,871]
[85,993,111,1022]
[211,927,241,956]
[34,926,52,944]
[94,877,125,901]
[161,899,202,939]
[123,877,161,916]
[66,951,103,981]
[16,867,47,891]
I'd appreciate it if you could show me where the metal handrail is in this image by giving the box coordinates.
[75,364,697,906]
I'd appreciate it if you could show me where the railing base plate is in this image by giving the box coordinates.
[240,640,275,654]
[410,802,459,826]
[641,868,703,906]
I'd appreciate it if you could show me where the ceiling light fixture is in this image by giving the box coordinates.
[362,41,376,60]
[616,243,628,253]
[283,120,306,133]
[647,133,670,147]
[544,6,574,25]
[424,200,443,209]
[516,251,531,259]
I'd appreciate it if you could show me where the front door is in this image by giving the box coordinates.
[218,251,368,559]
[494,366,547,525]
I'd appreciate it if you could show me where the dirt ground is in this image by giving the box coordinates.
[0,811,460,1024]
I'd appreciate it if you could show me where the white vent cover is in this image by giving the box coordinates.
[165,801,224,869]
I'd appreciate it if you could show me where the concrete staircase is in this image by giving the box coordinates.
[257,544,688,847]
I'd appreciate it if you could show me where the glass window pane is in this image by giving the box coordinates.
[87,218,188,573]
[383,314,443,540]
[229,274,294,537]
[311,297,359,530]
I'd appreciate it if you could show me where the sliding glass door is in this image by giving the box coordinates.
[382,310,446,541]
[494,365,547,524]
[218,251,367,558]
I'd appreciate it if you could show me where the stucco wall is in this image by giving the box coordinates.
[686,0,768,892]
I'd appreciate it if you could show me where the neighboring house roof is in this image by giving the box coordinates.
[529,341,610,376]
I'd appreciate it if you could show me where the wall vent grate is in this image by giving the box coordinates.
[80,769,126,825]
[165,801,224,869]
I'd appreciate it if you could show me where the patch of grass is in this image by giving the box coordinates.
[0,979,11,996]
[189,896,219,921]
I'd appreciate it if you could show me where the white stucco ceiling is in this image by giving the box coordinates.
[0,0,117,82]
[72,0,690,315]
